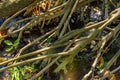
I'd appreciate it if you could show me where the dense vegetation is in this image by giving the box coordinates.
[0,0,120,80]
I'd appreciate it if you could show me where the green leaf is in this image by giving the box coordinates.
[96,66,102,70]
[38,77,41,80]
[21,71,25,76]
[31,62,35,68]
[46,38,52,44]
[5,46,14,52]
[58,58,65,63]
[104,61,108,67]
[4,40,13,46]
[24,66,35,73]
[13,67,20,80]
[11,73,15,80]
[13,39,20,47]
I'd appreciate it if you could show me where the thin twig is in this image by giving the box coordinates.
[59,0,79,38]
[30,35,76,80]
[100,50,120,74]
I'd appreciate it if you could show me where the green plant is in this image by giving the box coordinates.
[21,66,35,79]
[38,77,41,80]
[45,38,52,46]
[9,62,38,80]
[20,62,38,79]
[4,39,19,52]
[9,67,20,80]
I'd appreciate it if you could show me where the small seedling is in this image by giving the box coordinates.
[45,38,52,46]
[4,39,20,52]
